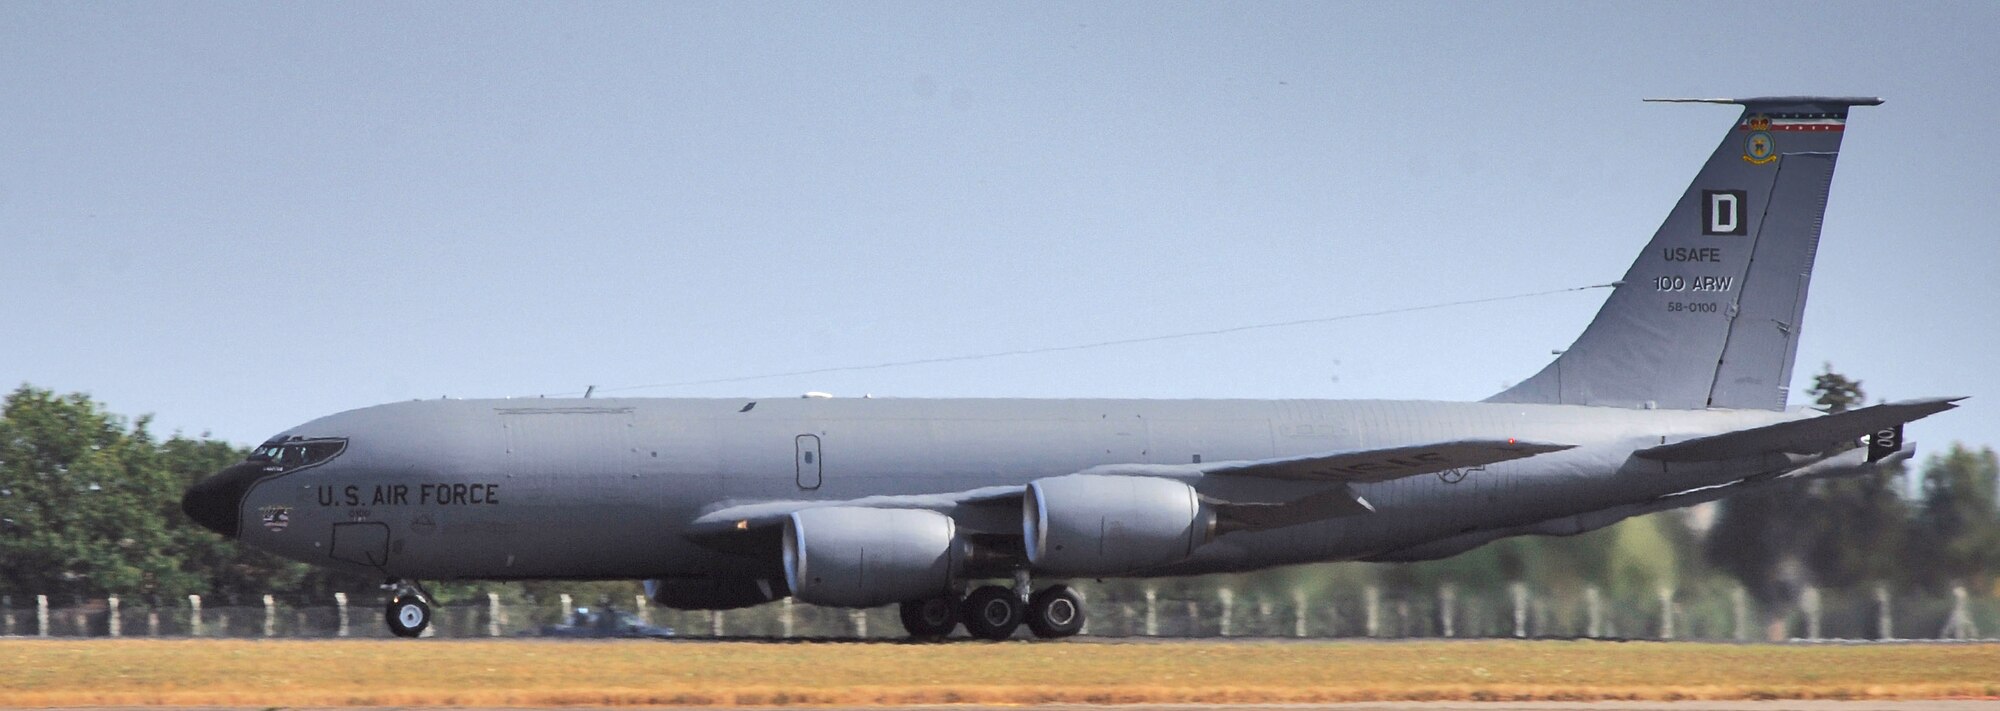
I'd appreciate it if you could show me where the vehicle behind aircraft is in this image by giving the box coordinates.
[183,96,1960,640]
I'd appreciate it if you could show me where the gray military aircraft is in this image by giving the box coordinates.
[184,96,1959,640]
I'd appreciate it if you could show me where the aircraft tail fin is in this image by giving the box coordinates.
[1488,96,1882,411]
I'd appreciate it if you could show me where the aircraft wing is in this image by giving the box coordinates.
[684,438,1577,551]
[1635,397,1964,463]
[1199,438,1575,483]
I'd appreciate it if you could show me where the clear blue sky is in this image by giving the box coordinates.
[4,2,1995,452]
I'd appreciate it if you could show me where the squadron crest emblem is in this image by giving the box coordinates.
[259,505,291,532]
[1742,114,1777,164]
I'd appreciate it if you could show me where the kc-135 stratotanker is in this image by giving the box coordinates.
[185,96,1960,640]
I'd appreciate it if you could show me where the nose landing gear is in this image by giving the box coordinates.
[382,579,433,638]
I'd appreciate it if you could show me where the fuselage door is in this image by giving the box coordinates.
[329,521,391,568]
[795,434,822,490]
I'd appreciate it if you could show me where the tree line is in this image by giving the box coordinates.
[1,373,1995,618]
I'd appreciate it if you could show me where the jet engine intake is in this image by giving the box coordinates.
[1025,474,1215,576]
[782,506,961,608]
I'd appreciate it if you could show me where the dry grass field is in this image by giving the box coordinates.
[1,638,1996,707]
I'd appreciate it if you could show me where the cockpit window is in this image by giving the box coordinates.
[248,437,347,472]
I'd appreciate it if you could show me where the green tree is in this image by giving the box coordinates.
[0,384,377,603]
[1704,364,1903,610]
[0,386,193,599]
[1796,365,1914,590]
[1903,445,2000,592]
[1810,367,1866,413]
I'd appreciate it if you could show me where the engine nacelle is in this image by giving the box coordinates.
[644,577,781,610]
[1025,474,1215,576]
[783,506,961,608]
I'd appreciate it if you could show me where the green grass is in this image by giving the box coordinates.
[2,638,1997,706]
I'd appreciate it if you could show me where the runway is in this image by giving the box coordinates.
[31,705,2000,711]
[3,638,1993,707]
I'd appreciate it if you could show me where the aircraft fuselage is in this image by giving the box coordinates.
[211,396,1799,582]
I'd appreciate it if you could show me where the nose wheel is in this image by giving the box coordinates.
[386,594,430,637]
[382,579,433,638]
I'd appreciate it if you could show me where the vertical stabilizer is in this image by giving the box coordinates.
[1488,97,1880,411]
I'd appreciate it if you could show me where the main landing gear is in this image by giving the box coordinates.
[896,576,1085,641]
[383,579,432,638]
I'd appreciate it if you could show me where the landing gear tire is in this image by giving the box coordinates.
[898,595,961,639]
[960,585,1023,641]
[1026,585,1085,639]
[386,594,431,638]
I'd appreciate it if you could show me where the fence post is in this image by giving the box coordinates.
[1510,582,1528,638]
[1584,586,1602,639]
[1218,588,1234,637]
[1076,587,1091,636]
[108,596,121,637]
[263,595,277,638]
[1185,600,1201,636]
[148,608,159,637]
[1143,588,1158,636]
[780,598,795,638]
[1292,588,1308,638]
[1800,586,1821,641]
[489,593,504,637]
[1364,585,1381,638]
[1658,588,1676,640]
[187,595,202,637]
[1438,585,1456,638]
[1874,584,1894,640]
[334,592,349,637]
[848,608,867,638]
[1941,585,1978,640]
[710,609,724,637]
[558,593,572,620]
[633,595,650,626]
[1731,587,1750,641]
[36,595,48,637]
[1,595,10,636]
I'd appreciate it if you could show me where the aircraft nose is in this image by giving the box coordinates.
[181,461,263,538]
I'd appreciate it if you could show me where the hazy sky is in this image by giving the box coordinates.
[4,2,1996,452]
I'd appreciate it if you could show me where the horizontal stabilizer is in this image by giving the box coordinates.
[1636,397,1965,462]
[1204,438,1574,483]
[1642,96,1884,107]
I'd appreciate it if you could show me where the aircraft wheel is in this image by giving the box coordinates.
[898,594,960,639]
[960,585,1022,641]
[386,594,430,638]
[1026,584,1085,639]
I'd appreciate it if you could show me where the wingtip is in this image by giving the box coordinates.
[1506,439,1577,454]
[1890,395,1969,410]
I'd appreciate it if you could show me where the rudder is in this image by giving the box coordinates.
[1488,96,1880,411]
